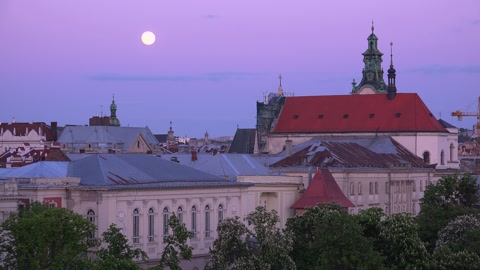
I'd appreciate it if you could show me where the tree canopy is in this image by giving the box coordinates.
[0,202,96,270]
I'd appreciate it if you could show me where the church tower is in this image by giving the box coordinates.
[387,42,397,100]
[352,22,387,94]
[109,95,121,126]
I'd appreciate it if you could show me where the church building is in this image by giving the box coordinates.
[256,24,459,171]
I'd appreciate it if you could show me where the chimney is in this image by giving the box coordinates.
[285,139,293,157]
[50,122,58,141]
[191,150,198,161]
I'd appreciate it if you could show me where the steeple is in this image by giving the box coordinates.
[352,21,387,94]
[277,74,284,96]
[109,95,121,126]
[167,121,175,145]
[387,42,397,100]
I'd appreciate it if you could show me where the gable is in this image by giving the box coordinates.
[273,93,447,134]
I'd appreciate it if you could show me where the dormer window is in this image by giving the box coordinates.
[395,113,401,118]
[318,114,324,119]
[369,113,375,118]
[343,114,349,119]
[293,115,299,119]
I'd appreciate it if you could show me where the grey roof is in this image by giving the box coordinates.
[438,119,457,129]
[159,153,279,180]
[67,154,234,186]
[229,128,256,154]
[0,162,69,178]
[0,154,251,190]
[57,126,159,152]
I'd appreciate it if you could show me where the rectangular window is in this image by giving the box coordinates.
[358,183,362,195]
[133,209,140,244]
[191,210,197,238]
[148,209,155,242]
[163,212,169,239]
[205,209,211,237]
[374,182,378,194]
[385,182,389,194]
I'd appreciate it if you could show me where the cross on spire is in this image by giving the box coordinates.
[279,74,282,86]
[371,20,375,33]
[390,42,394,65]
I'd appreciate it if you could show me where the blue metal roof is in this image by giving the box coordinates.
[0,162,69,178]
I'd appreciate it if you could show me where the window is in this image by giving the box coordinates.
[205,205,211,237]
[374,182,378,194]
[358,183,362,195]
[385,182,389,194]
[218,204,224,224]
[177,207,183,224]
[413,181,416,192]
[137,141,140,148]
[87,209,96,240]
[163,207,169,239]
[441,150,445,165]
[48,202,56,208]
[133,209,140,243]
[450,144,455,162]
[420,180,423,192]
[148,208,155,242]
[350,182,355,195]
[191,206,197,238]
[423,151,430,164]
[369,182,373,194]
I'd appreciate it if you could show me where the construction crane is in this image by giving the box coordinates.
[451,96,480,137]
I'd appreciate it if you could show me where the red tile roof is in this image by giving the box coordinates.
[0,122,56,141]
[291,168,354,209]
[273,93,447,133]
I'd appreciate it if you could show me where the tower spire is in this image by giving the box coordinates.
[277,74,284,96]
[351,23,387,94]
[109,94,120,126]
[387,42,397,100]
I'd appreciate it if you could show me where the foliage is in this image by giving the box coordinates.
[380,213,431,270]
[207,206,295,270]
[435,214,480,254]
[433,246,480,270]
[416,173,480,252]
[286,203,383,270]
[90,224,147,270]
[154,214,194,270]
[0,202,96,270]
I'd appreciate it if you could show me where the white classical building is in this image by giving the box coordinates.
[0,154,301,269]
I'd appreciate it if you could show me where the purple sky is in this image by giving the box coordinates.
[1,1,479,138]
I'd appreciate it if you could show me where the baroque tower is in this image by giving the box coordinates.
[352,22,387,94]
[109,95,121,126]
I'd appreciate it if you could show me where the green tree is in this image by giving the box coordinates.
[90,224,147,270]
[416,173,480,252]
[154,215,194,270]
[0,202,96,270]
[286,203,383,270]
[433,246,480,270]
[380,213,432,270]
[207,206,295,270]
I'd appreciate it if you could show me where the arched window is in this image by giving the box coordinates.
[191,206,197,238]
[163,207,169,239]
[440,150,445,165]
[450,144,455,161]
[133,209,140,243]
[423,151,430,164]
[350,182,354,195]
[218,204,224,224]
[205,205,211,237]
[148,208,155,242]
[177,207,183,224]
[87,209,96,239]
[358,183,362,195]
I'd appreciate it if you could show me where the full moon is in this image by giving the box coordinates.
[141,31,155,45]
